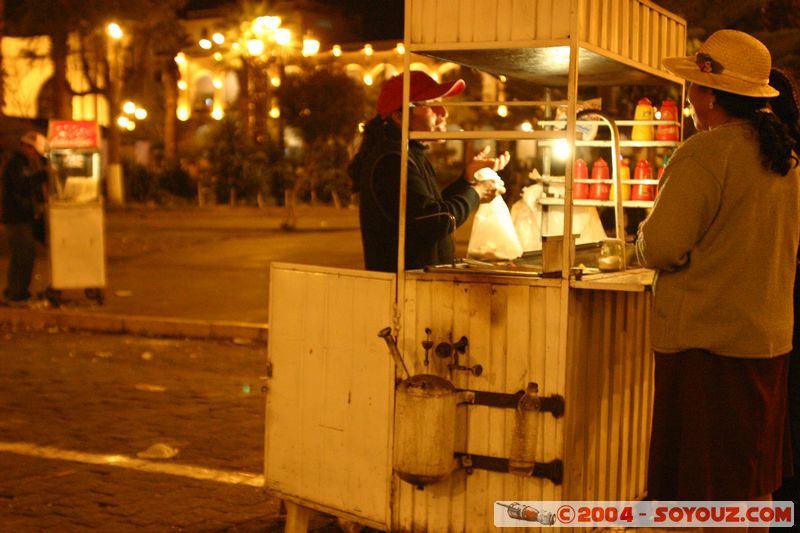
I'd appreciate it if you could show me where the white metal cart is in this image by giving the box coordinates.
[264,1,686,531]
[45,120,106,305]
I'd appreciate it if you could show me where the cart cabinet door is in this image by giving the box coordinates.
[49,203,106,289]
[265,263,396,527]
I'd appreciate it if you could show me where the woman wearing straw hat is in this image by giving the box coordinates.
[636,30,800,506]
[769,66,800,509]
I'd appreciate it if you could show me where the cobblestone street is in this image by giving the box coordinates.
[0,323,340,531]
[0,205,474,531]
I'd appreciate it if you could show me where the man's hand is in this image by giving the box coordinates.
[472,179,501,203]
[466,146,511,182]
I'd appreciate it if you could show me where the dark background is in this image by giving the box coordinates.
[182,0,404,41]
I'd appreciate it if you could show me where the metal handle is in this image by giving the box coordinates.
[378,327,410,379]
[576,109,626,267]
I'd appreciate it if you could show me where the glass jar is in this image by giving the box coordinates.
[598,238,624,271]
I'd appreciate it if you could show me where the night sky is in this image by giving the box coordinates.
[183,0,404,41]
[325,0,404,40]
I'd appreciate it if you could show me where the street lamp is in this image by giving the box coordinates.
[106,22,125,206]
[117,100,148,131]
[302,37,320,57]
[245,39,265,57]
[176,14,320,145]
[107,23,123,40]
[236,18,309,146]
[274,28,291,46]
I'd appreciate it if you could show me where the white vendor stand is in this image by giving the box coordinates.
[45,120,106,305]
[264,1,686,531]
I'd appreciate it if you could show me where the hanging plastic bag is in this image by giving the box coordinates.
[467,169,523,260]
[511,183,544,252]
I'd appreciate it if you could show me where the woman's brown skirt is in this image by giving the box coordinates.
[647,349,791,500]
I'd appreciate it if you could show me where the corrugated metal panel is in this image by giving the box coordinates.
[563,288,653,500]
[394,279,653,531]
[264,264,396,528]
[409,0,570,44]
[580,0,675,63]
[511,0,537,41]
[408,0,685,78]
[394,280,564,532]
[475,0,501,42]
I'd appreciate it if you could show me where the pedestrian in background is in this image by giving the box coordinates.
[2,130,48,305]
[636,29,800,510]
[348,70,509,273]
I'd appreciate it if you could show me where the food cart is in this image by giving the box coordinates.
[45,120,106,305]
[264,1,686,531]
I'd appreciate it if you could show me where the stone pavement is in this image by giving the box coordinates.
[0,205,367,341]
[0,204,490,532]
[0,323,344,532]
[0,205,373,532]
[0,203,474,340]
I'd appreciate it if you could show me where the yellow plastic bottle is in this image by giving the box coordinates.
[631,97,655,141]
[609,159,631,202]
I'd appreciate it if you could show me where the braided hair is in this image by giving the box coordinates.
[768,68,800,158]
[713,80,800,176]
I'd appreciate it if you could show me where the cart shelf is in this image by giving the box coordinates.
[408,0,685,86]
[538,197,655,208]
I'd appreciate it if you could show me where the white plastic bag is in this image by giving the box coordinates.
[468,199,523,260]
[511,183,544,252]
[467,167,523,260]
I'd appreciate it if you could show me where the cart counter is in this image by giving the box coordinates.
[265,263,654,531]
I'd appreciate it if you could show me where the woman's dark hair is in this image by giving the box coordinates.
[347,115,396,190]
[356,115,393,153]
[768,68,800,157]
[713,81,800,175]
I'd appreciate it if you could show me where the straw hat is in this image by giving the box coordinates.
[662,29,778,98]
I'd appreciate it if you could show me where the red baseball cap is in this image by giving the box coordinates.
[377,71,465,119]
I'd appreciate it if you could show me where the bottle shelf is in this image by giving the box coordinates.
[409,130,566,141]
[537,139,679,148]
[538,197,654,208]
[537,119,680,127]
[541,177,660,185]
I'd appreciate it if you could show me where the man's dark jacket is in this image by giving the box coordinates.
[348,119,479,272]
[1,151,47,225]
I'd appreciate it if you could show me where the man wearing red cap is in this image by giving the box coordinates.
[349,70,509,272]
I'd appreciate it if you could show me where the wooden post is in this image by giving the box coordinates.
[283,501,311,533]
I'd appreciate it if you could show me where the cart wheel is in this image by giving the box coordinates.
[44,287,62,308]
[85,288,105,305]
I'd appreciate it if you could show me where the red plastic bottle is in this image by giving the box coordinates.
[573,159,589,199]
[655,154,672,197]
[589,157,610,201]
[656,98,681,141]
[631,159,654,201]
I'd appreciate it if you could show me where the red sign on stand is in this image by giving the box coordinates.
[47,120,100,149]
